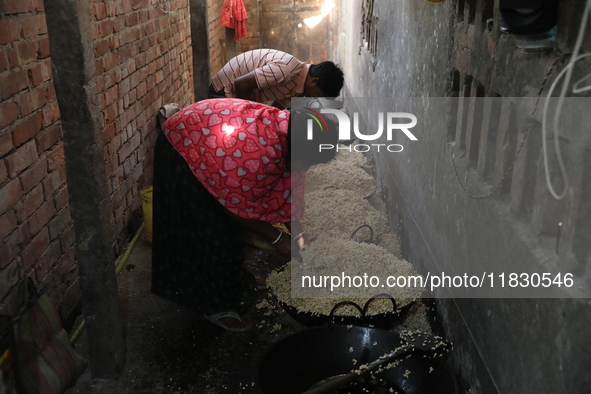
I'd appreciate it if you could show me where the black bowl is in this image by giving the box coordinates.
[258,325,460,394]
[277,293,418,329]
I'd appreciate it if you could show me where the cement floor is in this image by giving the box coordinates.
[65,237,458,394]
[66,237,297,394]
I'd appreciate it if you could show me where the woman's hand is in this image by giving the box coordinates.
[275,232,291,258]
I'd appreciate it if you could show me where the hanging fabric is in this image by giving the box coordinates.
[220,0,248,41]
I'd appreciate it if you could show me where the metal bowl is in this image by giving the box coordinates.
[258,325,460,394]
[278,294,417,329]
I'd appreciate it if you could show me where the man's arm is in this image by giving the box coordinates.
[271,99,287,109]
[234,71,258,101]
[225,209,293,258]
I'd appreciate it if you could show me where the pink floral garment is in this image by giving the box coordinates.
[162,98,305,223]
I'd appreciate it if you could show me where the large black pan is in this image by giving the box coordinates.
[278,293,417,329]
[258,325,460,394]
[273,226,420,328]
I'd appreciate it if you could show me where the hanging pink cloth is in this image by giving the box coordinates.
[220,0,248,41]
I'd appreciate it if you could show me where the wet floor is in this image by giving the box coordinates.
[66,238,297,394]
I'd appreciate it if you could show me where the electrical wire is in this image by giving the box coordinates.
[542,0,591,200]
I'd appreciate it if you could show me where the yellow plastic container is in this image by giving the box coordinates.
[141,186,153,242]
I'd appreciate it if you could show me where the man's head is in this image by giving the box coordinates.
[287,109,339,171]
[304,61,344,98]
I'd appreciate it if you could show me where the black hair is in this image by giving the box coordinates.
[287,109,339,169]
[308,61,344,98]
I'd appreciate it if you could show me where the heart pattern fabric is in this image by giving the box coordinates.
[162,98,306,223]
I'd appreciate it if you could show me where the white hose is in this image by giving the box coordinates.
[541,0,591,200]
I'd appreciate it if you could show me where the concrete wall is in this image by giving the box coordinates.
[332,1,591,393]
[0,0,195,325]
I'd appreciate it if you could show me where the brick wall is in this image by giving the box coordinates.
[207,0,226,78]
[0,0,75,315]
[0,0,194,322]
[332,1,591,393]
[236,0,260,53]
[90,0,194,255]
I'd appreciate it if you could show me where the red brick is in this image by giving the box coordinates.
[104,104,118,124]
[14,182,43,223]
[95,58,104,75]
[0,130,13,157]
[19,157,47,193]
[42,101,60,126]
[98,19,114,38]
[137,81,147,98]
[45,281,58,305]
[91,2,107,20]
[48,207,71,240]
[92,24,101,40]
[29,60,52,87]
[36,123,62,151]
[54,184,69,210]
[101,123,117,143]
[59,224,75,251]
[42,164,66,198]
[0,102,19,129]
[34,239,61,281]
[2,260,27,311]
[104,84,120,103]
[46,144,64,172]
[0,245,12,269]
[125,12,139,26]
[18,86,47,117]
[3,0,36,14]
[139,9,149,23]
[0,210,17,241]
[45,82,56,103]
[128,88,137,105]
[22,227,49,272]
[0,68,29,100]
[105,2,118,18]
[57,247,77,285]
[113,17,125,32]
[110,34,120,51]
[101,52,119,72]
[104,147,115,175]
[0,54,7,73]
[0,157,6,181]
[22,14,47,38]
[27,198,55,235]
[123,26,141,45]
[0,226,25,268]
[0,178,23,216]
[0,19,18,45]
[98,91,106,108]
[19,219,31,244]
[94,38,110,57]
[6,46,20,69]
[37,36,50,59]
[9,41,38,68]
[5,139,38,177]
[12,112,43,147]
